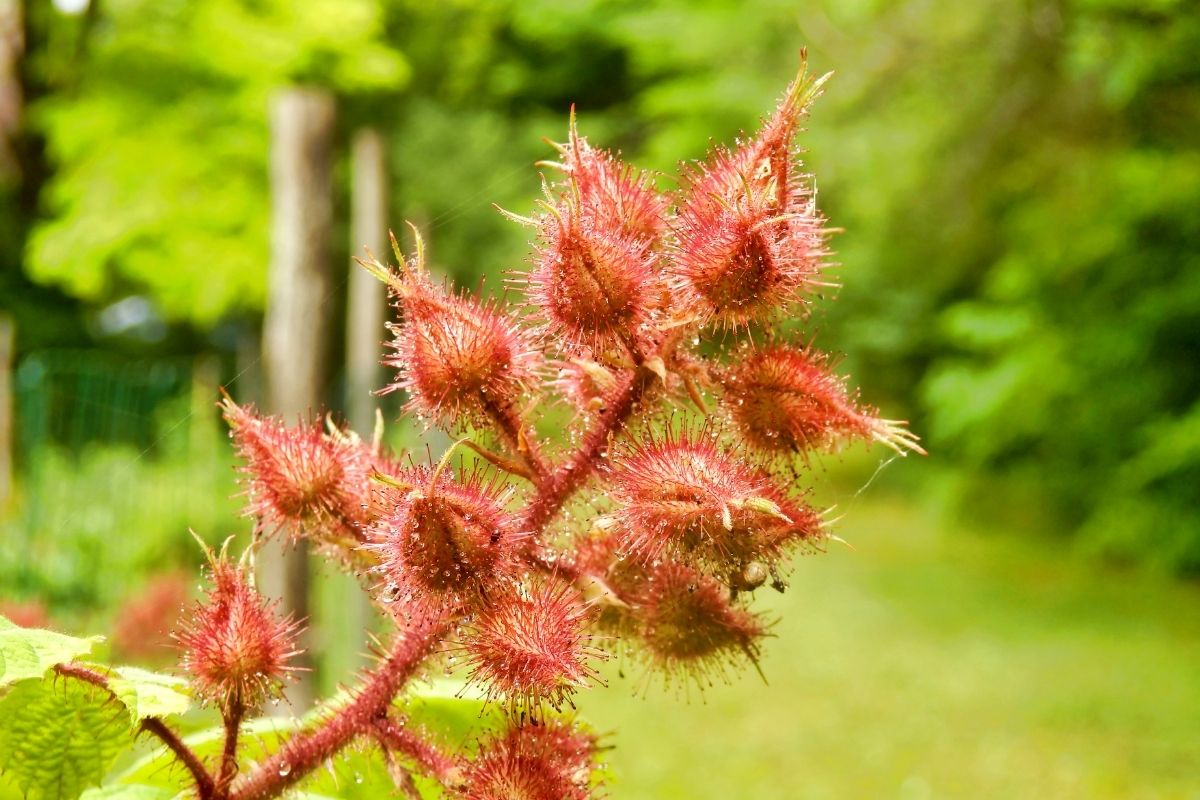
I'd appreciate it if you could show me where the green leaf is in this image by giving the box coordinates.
[79,786,179,800]
[104,667,192,723]
[0,621,103,687]
[0,676,133,800]
[397,678,500,741]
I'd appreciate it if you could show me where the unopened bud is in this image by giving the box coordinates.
[176,552,301,710]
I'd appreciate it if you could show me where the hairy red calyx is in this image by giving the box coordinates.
[222,398,371,539]
[670,64,831,328]
[462,578,604,715]
[723,343,925,457]
[456,719,598,800]
[606,427,822,575]
[512,113,666,362]
[573,531,767,689]
[377,237,537,431]
[527,192,659,358]
[634,560,766,687]
[367,465,521,607]
[547,108,666,246]
[176,553,302,711]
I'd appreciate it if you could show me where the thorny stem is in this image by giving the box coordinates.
[229,613,448,800]
[519,332,680,538]
[53,663,216,799]
[215,698,246,799]
[372,716,459,784]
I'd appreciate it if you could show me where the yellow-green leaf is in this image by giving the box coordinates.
[0,676,133,800]
[105,667,192,723]
[0,619,103,687]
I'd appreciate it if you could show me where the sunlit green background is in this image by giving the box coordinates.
[0,0,1197,797]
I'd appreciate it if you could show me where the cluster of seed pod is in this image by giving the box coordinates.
[192,58,922,799]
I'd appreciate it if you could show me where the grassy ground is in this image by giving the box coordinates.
[576,495,1200,799]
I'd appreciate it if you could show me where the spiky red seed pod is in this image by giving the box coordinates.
[634,559,767,688]
[723,344,924,457]
[669,198,825,328]
[606,428,822,574]
[686,62,829,213]
[366,465,521,606]
[176,557,301,710]
[456,719,598,800]
[571,533,767,687]
[670,64,830,328]
[527,195,659,356]
[222,398,371,538]
[461,578,604,714]
[385,268,537,431]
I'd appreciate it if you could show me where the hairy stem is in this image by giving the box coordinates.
[518,325,685,540]
[141,718,217,799]
[53,663,216,798]
[215,698,246,799]
[372,716,459,784]
[229,614,448,800]
[519,366,652,536]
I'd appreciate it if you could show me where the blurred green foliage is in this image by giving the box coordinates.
[0,382,239,620]
[26,0,406,323]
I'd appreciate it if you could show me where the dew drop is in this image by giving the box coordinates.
[278,762,291,777]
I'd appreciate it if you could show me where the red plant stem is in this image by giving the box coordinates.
[215,698,246,799]
[519,366,652,536]
[141,718,217,798]
[53,663,216,798]
[229,614,448,800]
[372,716,458,784]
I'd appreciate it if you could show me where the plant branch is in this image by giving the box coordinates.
[371,715,459,785]
[519,363,655,537]
[53,663,215,799]
[141,718,217,799]
[229,613,449,800]
[215,697,246,799]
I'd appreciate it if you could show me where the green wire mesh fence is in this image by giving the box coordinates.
[2,350,239,617]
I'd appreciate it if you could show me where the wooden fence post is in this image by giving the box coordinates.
[261,87,336,710]
[324,127,391,676]
[347,127,388,434]
[0,315,12,515]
